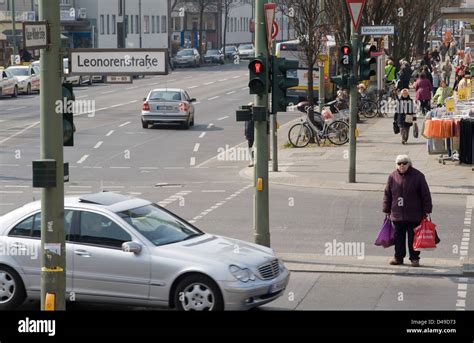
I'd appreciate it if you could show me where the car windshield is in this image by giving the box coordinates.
[148,91,182,101]
[117,204,203,246]
[8,68,29,77]
[240,45,253,50]
[177,50,193,56]
[225,46,236,52]
[206,50,219,55]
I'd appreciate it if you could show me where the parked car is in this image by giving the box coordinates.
[204,49,225,64]
[238,44,255,60]
[6,65,40,94]
[223,45,238,60]
[0,192,290,311]
[0,68,18,97]
[63,58,92,86]
[141,88,196,129]
[172,49,201,68]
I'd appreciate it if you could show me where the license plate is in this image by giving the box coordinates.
[269,279,286,294]
[157,106,172,110]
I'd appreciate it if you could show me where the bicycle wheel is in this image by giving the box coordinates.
[326,120,349,146]
[360,101,378,118]
[288,123,312,148]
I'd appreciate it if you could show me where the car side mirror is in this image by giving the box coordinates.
[143,97,147,101]
[189,98,196,103]
[122,241,142,254]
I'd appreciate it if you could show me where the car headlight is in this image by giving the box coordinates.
[229,265,256,282]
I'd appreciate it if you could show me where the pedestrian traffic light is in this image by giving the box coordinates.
[359,44,377,80]
[271,56,299,113]
[341,44,352,68]
[330,74,349,89]
[62,83,75,146]
[248,58,267,95]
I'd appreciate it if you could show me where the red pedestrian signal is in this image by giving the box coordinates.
[251,61,263,74]
[248,58,267,95]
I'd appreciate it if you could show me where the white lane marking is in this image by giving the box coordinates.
[126,86,139,90]
[157,190,192,208]
[0,203,14,206]
[208,96,220,101]
[218,116,229,121]
[94,141,103,149]
[103,186,125,189]
[226,91,236,95]
[232,76,241,79]
[119,121,131,128]
[76,95,88,99]
[204,82,215,85]
[69,185,93,189]
[110,166,131,169]
[184,76,193,79]
[77,155,89,164]
[241,87,248,90]
[4,185,29,188]
[0,164,20,167]
[106,130,114,137]
[188,86,198,89]
[202,190,226,193]
[0,121,39,145]
[194,102,201,105]
[129,100,139,104]
[139,167,159,170]
[190,184,252,223]
[199,132,206,139]
[164,167,185,170]
[101,90,115,94]
[193,143,200,152]
[207,123,214,129]
[218,79,228,82]
[190,157,196,166]
[5,106,27,111]
[0,191,23,194]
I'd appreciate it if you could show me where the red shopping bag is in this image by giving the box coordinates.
[413,218,437,251]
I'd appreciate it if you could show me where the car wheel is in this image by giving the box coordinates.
[78,76,83,85]
[12,86,18,98]
[26,84,31,95]
[141,119,149,129]
[0,265,26,310]
[190,115,195,127]
[88,78,92,86]
[174,275,223,311]
[182,117,190,130]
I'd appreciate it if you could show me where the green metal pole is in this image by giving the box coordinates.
[11,0,17,56]
[318,0,325,113]
[254,0,270,247]
[349,24,358,183]
[39,0,66,311]
[271,42,278,172]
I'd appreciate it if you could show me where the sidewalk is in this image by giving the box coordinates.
[240,115,473,195]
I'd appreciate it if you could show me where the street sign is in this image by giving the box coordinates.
[264,3,276,52]
[346,0,366,31]
[105,75,133,84]
[23,21,49,49]
[271,21,279,40]
[361,26,395,36]
[69,49,168,76]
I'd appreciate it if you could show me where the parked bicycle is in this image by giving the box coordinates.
[288,103,350,148]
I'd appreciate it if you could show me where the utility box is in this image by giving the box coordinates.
[33,160,57,188]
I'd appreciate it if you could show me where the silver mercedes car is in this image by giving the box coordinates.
[0,192,289,311]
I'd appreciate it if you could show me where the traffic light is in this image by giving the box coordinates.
[330,74,349,89]
[359,44,377,80]
[248,58,267,95]
[62,83,75,146]
[271,56,299,114]
[340,44,352,68]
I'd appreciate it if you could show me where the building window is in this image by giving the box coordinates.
[118,0,123,16]
[156,16,160,33]
[162,16,167,33]
[136,15,139,34]
[131,15,134,34]
[144,16,150,34]
[107,15,110,35]
[152,16,155,33]
[112,15,116,34]
[100,15,104,35]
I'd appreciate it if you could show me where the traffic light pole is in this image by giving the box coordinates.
[349,25,358,184]
[254,0,270,247]
[39,0,66,311]
[271,43,278,172]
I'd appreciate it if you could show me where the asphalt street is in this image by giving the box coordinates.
[1,62,472,311]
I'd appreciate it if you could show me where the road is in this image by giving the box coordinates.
[1,62,472,311]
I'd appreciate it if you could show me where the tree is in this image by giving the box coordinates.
[195,0,218,56]
[221,0,239,55]
[279,0,329,124]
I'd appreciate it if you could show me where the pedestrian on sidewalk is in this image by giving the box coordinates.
[414,73,432,115]
[394,89,415,144]
[383,155,433,267]
[244,118,255,167]
[448,42,457,63]
[397,61,412,90]
[432,80,453,107]
[440,43,448,63]
[432,65,441,96]
[442,59,453,86]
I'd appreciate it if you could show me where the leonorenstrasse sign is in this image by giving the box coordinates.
[69,49,168,76]
[361,26,395,36]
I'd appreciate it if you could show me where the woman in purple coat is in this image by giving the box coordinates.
[383,155,433,267]
[414,73,433,114]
